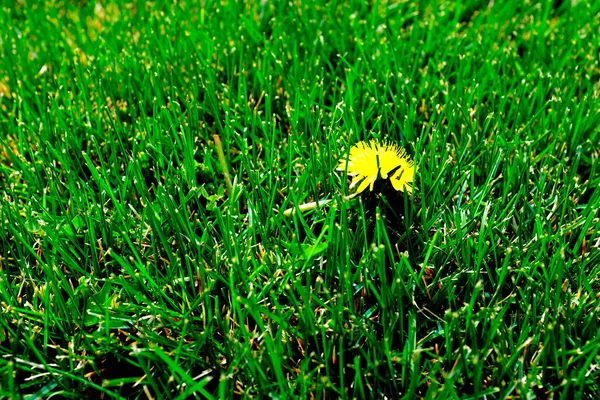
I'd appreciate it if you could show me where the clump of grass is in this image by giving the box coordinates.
[1,0,599,399]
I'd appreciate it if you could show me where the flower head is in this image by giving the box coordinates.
[337,140,415,194]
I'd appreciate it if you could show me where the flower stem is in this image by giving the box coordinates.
[282,194,357,217]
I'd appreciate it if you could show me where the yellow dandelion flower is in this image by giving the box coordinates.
[337,140,415,195]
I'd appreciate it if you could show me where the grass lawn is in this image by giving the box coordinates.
[1,0,600,398]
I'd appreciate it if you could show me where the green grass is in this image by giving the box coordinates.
[1,0,599,398]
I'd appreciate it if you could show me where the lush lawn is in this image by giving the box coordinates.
[1,0,599,398]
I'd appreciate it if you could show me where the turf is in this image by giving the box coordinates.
[1,0,599,398]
